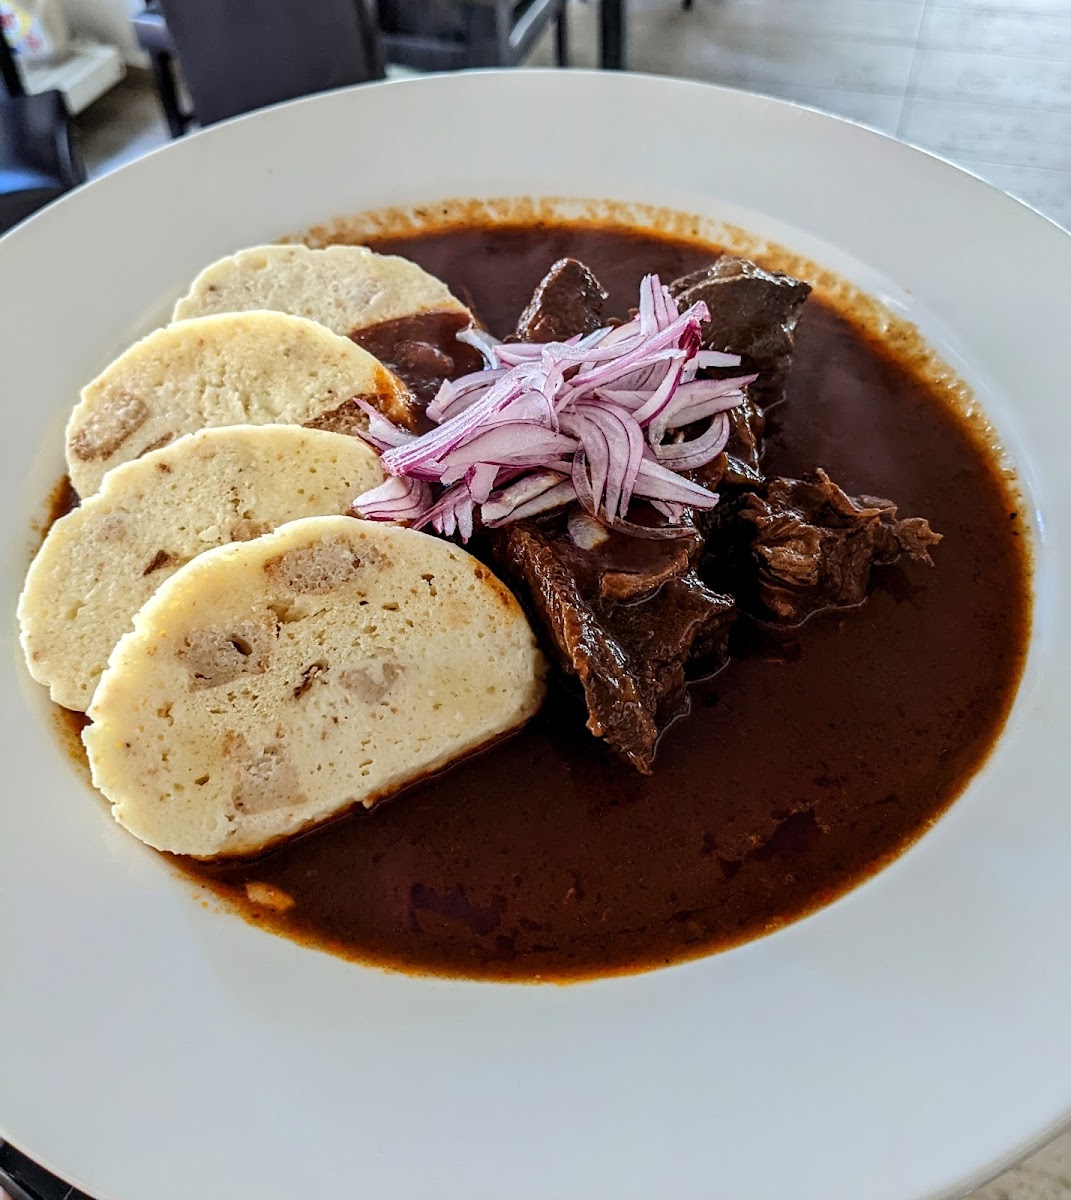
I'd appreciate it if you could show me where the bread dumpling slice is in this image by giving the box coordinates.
[84,516,546,858]
[19,426,385,713]
[172,243,470,334]
[171,243,478,403]
[65,310,410,497]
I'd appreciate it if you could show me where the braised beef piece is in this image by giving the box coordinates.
[669,257,811,380]
[492,512,734,773]
[670,257,811,487]
[513,258,609,343]
[709,469,941,625]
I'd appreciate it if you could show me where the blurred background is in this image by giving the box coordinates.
[1,0,1069,1196]
[2,0,1069,234]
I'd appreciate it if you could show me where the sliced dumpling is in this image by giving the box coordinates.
[65,310,410,497]
[172,242,470,333]
[171,243,479,404]
[84,516,546,858]
[20,426,385,712]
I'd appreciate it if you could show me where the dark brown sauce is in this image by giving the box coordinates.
[38,475,78,540]
[87,222,1029,982]
[351,310,484,407]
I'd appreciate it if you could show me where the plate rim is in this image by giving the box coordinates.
[2,69,1070,1200]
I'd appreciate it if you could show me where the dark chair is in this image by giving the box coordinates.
[1,27,86,235]
[377,0,568,71]
[131,1,193,136]
[0,1139,94,1200]
[138,0,385,131]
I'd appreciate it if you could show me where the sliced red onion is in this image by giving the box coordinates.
[632,356,687,441]
[442,422,578,470]
[427,367,508,423]
[351,474,431,522]
[574,452,696,539]
[574,349,681,400]
[638,276,658,334]
[473,390,560,431]
[418,483,476,541]
[577,326,613,349]
[572,323,637,374]
[354,398,417,451]
[631,456,721,508]
[661,375,756,429]
[494,343,545,366]
[567,509,610,549]
[455,496,476,542]
[562,401,644,520]
[355,274,745,540]
[602,512,697,540]
[654,412,731,470]
[482,470,575,525]
[562,412,609,517]
[467,462,499,505]
[667,374,756,406]
[594,387,649,410]
[605,359,669,395]
[650,275,680,331]
[570,447,600,520]
[650,500,688,522]
[565,326,645,373]
[456,326,501,367]
[383,368,537,474]
[696,348,743,368]
[569,315,696,388]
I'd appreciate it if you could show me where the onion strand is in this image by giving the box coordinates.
[352,274,748,540]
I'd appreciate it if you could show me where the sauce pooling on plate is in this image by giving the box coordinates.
[150,224,1028,979]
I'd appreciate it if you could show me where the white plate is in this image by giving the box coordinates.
[2,71,1069,1200]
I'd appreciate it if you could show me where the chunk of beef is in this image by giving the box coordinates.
[670,257,811,486]
[669,256,811,376]
[492,513,735,773]
[711,469,941,624]
[513,258,609,343]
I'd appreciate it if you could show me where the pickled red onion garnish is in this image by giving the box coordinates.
[352,275,754,541]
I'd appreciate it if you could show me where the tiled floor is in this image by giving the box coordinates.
[66,5,1070,1200]
[529,0,1071,228]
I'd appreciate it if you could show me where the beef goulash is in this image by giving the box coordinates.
[22,218,1029,981]
[348,252,938,774]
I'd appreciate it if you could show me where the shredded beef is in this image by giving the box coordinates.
[710,469,941,624]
